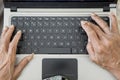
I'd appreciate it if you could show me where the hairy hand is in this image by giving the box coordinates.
[0,25,34,80]
[81,13,120,79]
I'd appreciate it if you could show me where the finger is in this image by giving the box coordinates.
[91,13,110,33]
[13,54,34,80]
[87,41,95,60]
[109,13,119,33]
[3,25,14,48]
[0,27,9,47]
[8,31,21,65]
[81,21,99,47]
[1,27,9,39]
[86,21,105,39]
[9,30,21,50]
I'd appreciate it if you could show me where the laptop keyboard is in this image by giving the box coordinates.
[11,16,109,54]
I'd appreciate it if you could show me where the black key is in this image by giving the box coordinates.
[44,17,50,21]
[80,28,86,35]
[43,21,49,27]
[24,17,31,21]
[31,21,37,27]
[37,22,43,27]
[11,17,17,21]
[50,21,56,27]
[50,17,56,21]
[17,21,24,27]
[78,47,87,54]
[16,48,21,54]
[37,17,43,21]
[24,21,30,27]
[70,17,75,21]
[38,48,71,54]
[84,41,88,46]
[31,17,37,21]
[72,48,78,54]
[11,21,17,26]
[82,17,89,21]
[25,47,32,54]
[18,17,24,20]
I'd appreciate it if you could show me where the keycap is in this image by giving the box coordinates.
[72,48,78,54]
[38,48,71,54]
[24,17,31,21]
[31,17,36,21]
[18,17,24,21]
[37,22,43,26]
[12,17,18,21]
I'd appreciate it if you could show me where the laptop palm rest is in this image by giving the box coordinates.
[42,59,77,80]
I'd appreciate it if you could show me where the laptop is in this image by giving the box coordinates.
[3,0,117,80]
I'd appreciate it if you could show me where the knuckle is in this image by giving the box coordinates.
[105,40,113,47]
[24,57,29,64]
[96,16,102,21]
[86,21,92,25]
[96,45,105,53]
[89,30,95,35]
[86,43,90,49]
[9,43,14,48]
[93,14,99,19]
[99,19,108,26]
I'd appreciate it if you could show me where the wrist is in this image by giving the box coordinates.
[109,69,120,80]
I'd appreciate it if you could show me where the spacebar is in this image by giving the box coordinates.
[39,48,71,54]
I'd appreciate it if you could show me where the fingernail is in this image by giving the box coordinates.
[3,27,8,31]
[10,25,14,28]
[91,13,96,16]
[17,30,22,34]
[111,12,115,16]
[27,53,34,61]
[81,21,88,25]
[109,12,115,18]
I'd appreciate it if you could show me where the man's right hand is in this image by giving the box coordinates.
[81,13,120,80]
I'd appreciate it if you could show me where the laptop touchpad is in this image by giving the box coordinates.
[42,59,78,80]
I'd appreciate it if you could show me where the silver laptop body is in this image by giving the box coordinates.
[3,0,117,80]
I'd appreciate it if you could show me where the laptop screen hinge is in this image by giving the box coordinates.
[11,7,17,12]
[103,6,110,12]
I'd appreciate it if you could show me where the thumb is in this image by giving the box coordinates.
[13,53,34,80]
